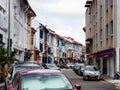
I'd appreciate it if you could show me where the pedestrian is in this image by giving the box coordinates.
[114,72,120,79]
[1,64,9,82]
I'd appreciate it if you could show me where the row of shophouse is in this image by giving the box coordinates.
[0,0,85,65]
[32,21,84,64]
[84,0,120,77]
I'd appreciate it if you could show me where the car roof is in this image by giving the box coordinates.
[85,65,96,67]
[18,69,62,75]
[15,61,38,65]
[16,63,40,67]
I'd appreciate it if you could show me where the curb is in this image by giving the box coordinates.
[115,83,120,88]
[106,80,120,89]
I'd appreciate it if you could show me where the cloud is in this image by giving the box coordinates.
[29,0,86,45]
[29,0,86,18]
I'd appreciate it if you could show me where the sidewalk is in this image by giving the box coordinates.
[0,82,5,90]
[101,74,120,89]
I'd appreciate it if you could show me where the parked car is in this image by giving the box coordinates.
[10,62,44,79]
[5,61,44,89]
[77,64,85,76]
[73,63,85,74]
[83,65,101,80]
[66,63,74,69]
[7,69,81,90]
[42,63,61,71]
[15,60,39,65]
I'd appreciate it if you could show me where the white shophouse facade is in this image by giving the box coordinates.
[0,0,7,48]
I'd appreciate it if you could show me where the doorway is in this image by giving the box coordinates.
[103,58,107,74]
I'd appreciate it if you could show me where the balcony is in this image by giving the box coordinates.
[85,0,93,7]
[86,0,93,4]
[85,4,91,7]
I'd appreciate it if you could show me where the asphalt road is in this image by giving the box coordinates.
[62,69,119,90]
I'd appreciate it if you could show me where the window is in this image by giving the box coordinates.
[100,5,102,17]
[48,47,51,54]
[39,43,43,52]
[106,24,109,38]
[100,29,102,40]
[110,21,113,35]
[110,0,113,7]
[0,34,3,43]
[106,0,108,11]
[40,29,43,38]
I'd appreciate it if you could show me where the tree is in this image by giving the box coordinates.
[0,47,17,66]
[0,47,8,65]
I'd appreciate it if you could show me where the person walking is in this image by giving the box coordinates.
[1,64,9,82]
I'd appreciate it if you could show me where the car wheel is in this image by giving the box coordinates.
[83,77,85,80]
[83,75,88,80]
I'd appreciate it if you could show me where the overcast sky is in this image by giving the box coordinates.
[28,0,86,45]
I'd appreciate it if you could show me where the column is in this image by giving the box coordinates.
[115,48,120,72]
[100,57,103,74]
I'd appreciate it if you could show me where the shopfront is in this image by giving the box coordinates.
[87,54,94,65]
[95,49,115,77]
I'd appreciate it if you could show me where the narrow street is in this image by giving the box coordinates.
[62,69,118,90]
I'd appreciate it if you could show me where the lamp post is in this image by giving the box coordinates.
[8,0,11,65]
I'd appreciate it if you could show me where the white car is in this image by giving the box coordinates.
[66,63,74,69]
[83,65,101,80]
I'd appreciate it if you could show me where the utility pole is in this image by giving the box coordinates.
[8,0,11,65]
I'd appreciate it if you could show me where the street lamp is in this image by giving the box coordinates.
[8,0,11,65]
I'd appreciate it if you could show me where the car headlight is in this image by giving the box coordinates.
[97,72,101,76]
[84,71,89,75]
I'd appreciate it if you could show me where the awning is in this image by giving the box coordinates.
[88,54,94,58]
[95,48,115,58]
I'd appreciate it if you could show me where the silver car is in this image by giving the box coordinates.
[83,65,101,80]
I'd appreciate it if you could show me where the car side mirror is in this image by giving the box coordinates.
[74,84,81,90]
[7,87,15,90]
[82,69,85,72]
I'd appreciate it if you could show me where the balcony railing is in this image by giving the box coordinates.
[86,0,93,4]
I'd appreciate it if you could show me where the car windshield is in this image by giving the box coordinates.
[85,66,98,71]
[46,64,59,69]
[47,64,56,67]
[21,73,73,90]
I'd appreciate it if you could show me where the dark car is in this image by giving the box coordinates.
[42,63,61,71]
[5,61,44,89]
[7,69,81,90]
[77,64,85,76]
[10,62,44,79]
[73,63,85,74]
